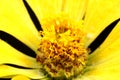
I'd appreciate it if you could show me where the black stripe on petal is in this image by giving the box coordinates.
[82,13,86,20]
[5,64,33,69]
[0,78,10,80]
[88,18,120,54]
[23,0,43,31]
[0,31,36,58]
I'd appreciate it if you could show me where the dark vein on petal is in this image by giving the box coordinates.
[0,78,10,80]
[82,13,86,20]
[0,31,36,58]
[23,0,43,31]
[4,64,33,69]
[88,18,120,54]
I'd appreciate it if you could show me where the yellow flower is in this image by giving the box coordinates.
[0,0,120,80]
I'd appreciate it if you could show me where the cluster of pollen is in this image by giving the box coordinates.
[36,15,88,78]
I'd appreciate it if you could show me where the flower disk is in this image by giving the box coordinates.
[36,15,88,79]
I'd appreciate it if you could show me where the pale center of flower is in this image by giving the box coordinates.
[36,14,88,79]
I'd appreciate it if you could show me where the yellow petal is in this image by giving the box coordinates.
[81,23,120,80]
[0,65,44,79]
[84,0,120,46]
[0,39,39,68]
[83,51,120,80]
[0,0,40,51]
[89,22,120,64]
[26,0,62,21]
[12,75,30,80]
[62,0,88,21]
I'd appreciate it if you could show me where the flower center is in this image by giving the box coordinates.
[36,14,88,79]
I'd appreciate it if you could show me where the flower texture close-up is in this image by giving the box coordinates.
[0,0,120,80]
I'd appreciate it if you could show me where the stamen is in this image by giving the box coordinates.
[36,15,88,79]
